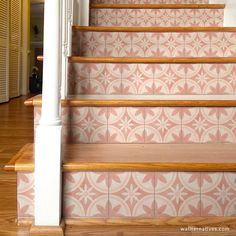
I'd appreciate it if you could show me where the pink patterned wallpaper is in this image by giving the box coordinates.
[34,107,236,144]
[17,172,236,219]
[17,173,34,219]
[73,32,236,58]
[68,63,236,95]
[90,9,223,27]
[70,107,236,144]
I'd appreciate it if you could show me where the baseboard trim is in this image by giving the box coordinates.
[29,220,65,236]
[65,217,236,227]
[17,217,236,231]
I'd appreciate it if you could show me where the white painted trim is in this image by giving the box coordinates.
[223,0,236,26]
[35,0,62,226]
[209,0,236,26]
[35,126,62,226]
[74,0,90,26]
[61,0,74,99]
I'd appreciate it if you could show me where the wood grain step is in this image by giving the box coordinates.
[38,56,236,63]
[5,143,236,172]
[24,95,236,107]
[68,57,236,64]
[90,4,225,9]
[73,26,236,32]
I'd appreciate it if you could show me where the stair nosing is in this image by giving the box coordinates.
[6,143,236,172]
[24,95,236,107]
[90,3,225,9]
[68,56,236,64]
[73,26,236,32]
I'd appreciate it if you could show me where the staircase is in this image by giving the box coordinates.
[6,0,236,229]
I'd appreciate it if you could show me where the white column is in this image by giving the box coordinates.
[34,0,62,226]
[61,0,74,99]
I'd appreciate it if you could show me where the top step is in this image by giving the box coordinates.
[91,0,209,4]
[90,4,224,27]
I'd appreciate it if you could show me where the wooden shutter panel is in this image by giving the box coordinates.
[0,0,9,103]
[9,0,21,99]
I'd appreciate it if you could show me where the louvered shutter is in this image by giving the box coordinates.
[0,0,9,103]
[9,0,21,98]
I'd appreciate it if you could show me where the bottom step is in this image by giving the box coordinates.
[6,144,236,223]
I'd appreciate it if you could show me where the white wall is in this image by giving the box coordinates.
[209,0,236,26]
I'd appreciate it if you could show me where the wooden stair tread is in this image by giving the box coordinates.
[24,95,236,107]
[90,4,225,9]
[37,56,236,63]
[5,143,236,172]
[68,56,236,64]
[73,26,236,32]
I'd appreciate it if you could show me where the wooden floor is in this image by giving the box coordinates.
[1,96,236,235]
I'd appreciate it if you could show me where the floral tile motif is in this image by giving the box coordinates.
[181,108,219,143]
[107,107,145,143]
[69,107,236,144]
[16,171,236,219]
[218,108,236,143]
[155,172,201,216]
[17,172,34,219]
[71,107,108,143]
[109,172,155,217]
[69,63,236,96]
[73,32,236,58]
[200,173,236,216]
[145,107,181,143]
[91,0,209,3]
[63,172,109,217]
[90,9,223,27]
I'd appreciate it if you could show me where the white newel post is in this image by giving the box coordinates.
[34,0,62,226]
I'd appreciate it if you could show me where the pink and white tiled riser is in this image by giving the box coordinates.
[73,32,236,57]
[34,107,236,144]
[90,9,223,27]
[68,63,236,95]
[17,172,236,219]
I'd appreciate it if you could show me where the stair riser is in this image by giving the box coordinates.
[34,107,236,144]
[90,9,223,27]
[68,63,236,95]
[73,32,236,57]
[91,0,209,3]
[17,171,236,219]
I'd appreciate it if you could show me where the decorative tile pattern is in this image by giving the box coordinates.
[155,172,201,216]
[109,172,155,217]
[91,0,209,3]
[17,173,34,219]
[71,107,108,143]
[69,63,236,95]
[90,9,223,27]
[107,107,145,143]
[73,32,236,58]
[201,173,236,216]
[69,107,236,144]
[17,172,236,219]
[63,172,109,217]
